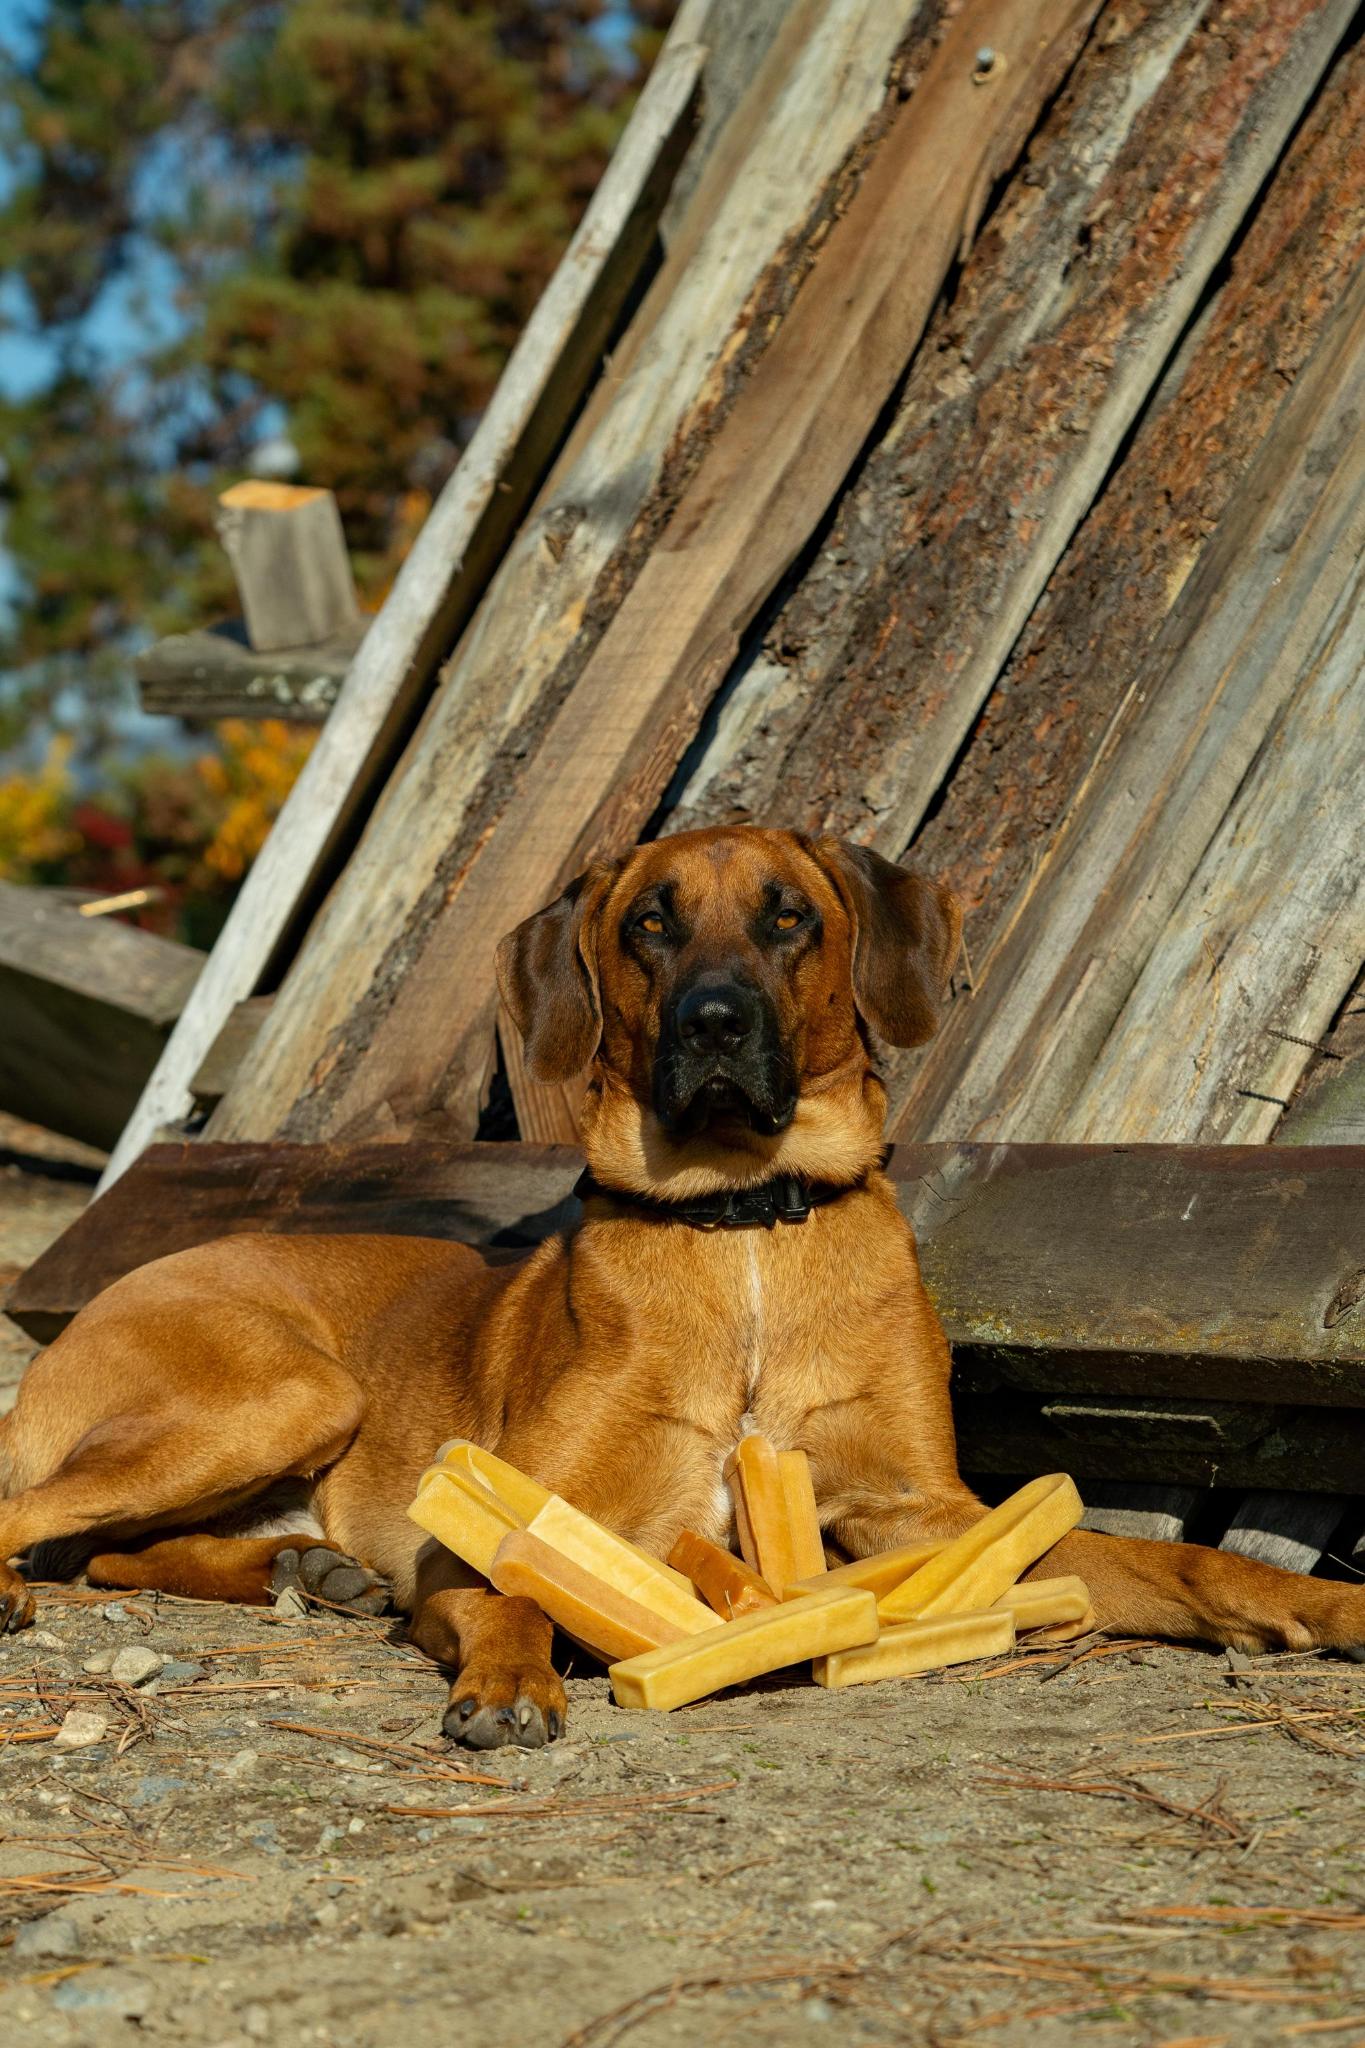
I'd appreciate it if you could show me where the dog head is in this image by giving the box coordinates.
[496,826,961,1195]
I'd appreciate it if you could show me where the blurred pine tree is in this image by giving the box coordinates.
[0,0,673,709]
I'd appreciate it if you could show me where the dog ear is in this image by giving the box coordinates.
[495,863,617,1082]
[811,837,963,1047]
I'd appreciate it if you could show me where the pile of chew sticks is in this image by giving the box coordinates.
[408,1437,1095,1713]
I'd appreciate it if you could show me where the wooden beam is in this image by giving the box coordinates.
[1219,1492,1349,1573]
[261,0,1103,1147]
[136,623,360,724]
[13,1145,1365,1431]
[893,255,1365,1143]
[955,1397,1365,1494]
[1078,1485,1202,1546]
[0,886,202,1153]
[668,0,1359,861]
[208,0,940,1150]
[98,6,710,1191]
[216,482,359,653]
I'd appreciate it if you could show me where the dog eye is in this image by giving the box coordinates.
[637,912,666,936]
[773,910,803,931]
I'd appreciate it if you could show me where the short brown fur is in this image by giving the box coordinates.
[3,827,1362,1747]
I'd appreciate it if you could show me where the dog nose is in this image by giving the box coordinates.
[675,980,760,1056]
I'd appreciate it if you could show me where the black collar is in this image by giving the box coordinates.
[572,1163,874,1231]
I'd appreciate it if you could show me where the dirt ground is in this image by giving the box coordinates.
[3,1124,1364,2048]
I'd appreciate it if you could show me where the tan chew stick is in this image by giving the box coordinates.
[432,1438,692,1590]
[724,1435,799,1592]
[784,1539,946,1600]
[877,1475,1084,1623]
[814,1608,1014,1688]
[995,1576,1091,1633]
[777,1451,826,1581]
[668,1529,777,1619]
[528,1496,721,1637]
[490,1532,684,1662]
[408,1465,522,1578]
[434,1438,550,1524]
[1025,1608,1099,1646]
[609,1585,879,1712]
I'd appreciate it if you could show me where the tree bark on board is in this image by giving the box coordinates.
[208,0,938,1149]
[668,0,1358,874]
[892,260,1365,1143]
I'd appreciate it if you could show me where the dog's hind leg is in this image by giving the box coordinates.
[83,1531,389,1613]
[0,1338,365,1632]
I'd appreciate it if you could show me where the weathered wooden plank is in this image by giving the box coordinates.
[136,623,360,723]
[0,885,202,1153]
[6,1141,583,1343]
[1079,1484,1202,1545]
[13,1145,1365,1424]
[667,0,1359,861]
[892,256,1365,1143]
[208,0,937,1149]
[1219,1492,1349,1572]
[955,1398,1365,1494]
[100,9,710,1189]
[1059,550,1365,1140]
[189,997,275,1110]
[260,0,1102,1147]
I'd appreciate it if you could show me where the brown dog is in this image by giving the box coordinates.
[3,827,1362,1747]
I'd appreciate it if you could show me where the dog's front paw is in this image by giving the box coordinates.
[443,1662,566,1750]
[270,1544,391,1617]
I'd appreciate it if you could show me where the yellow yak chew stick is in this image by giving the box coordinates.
[408,1465,522,1578]
[777,1451,826,1581]
[490,1532,684,1662]
[724,1436,799,1592]
[528,1497,721,1637]
[877,1475,1084,1624]
[667,1529,777,1619]
[814,1607,1014,1688]
[784,1540,946,1601]
[433,1438,692,1591]
[995,1576,1092,1634]
[610,1585,880,1712]
[433,1438,549,1523]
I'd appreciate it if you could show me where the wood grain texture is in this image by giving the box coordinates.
[278,0,1103,1146]
[13,1144,1365,1423]
[102,10,709,1189]
[1218,1491,1349,1572]
[208,0,936,1148]
[1078,1484,1202,1545]
[892,257,1365,1143]
[0,885,202,1153]
[666,0,1357,856]
[1059,535,1365,1141]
